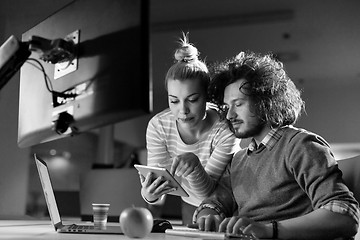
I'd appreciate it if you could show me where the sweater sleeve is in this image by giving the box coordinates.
[287,132,359,224]
[186,121,239,199]
[193,164,238,222]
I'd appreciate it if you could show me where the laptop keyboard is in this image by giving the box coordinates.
[165,228,258,239]
[67,224,95,231]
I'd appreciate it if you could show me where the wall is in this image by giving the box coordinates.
[1,0,360,216]
[0,0,73,216]
[0,73,29,215]
[115,29,360,154]
[115,0,360,157]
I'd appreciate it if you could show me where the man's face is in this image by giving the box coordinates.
[223,79,264,139]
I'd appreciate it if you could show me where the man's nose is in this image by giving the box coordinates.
[226,106,236,120]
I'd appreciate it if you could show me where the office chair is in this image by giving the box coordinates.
[336,154,360,202]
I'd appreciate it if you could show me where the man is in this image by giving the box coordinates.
[193,51,359,239]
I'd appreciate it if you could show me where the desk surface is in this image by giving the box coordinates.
[2,219,251,240]
[1,219,359,240]
[0,219,174,240]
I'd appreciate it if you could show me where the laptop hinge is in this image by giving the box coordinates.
[54,222,65,231]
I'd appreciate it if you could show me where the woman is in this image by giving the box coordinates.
[139,33,239,225]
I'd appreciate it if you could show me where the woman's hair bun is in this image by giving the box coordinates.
[174,32,199,63]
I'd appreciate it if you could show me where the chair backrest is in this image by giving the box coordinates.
[337,155,360,202]
[79,168,147,222]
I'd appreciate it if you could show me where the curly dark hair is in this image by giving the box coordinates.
[208,51,305,128]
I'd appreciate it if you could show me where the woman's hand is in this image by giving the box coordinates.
[139,171,176,202]
[170,152,202,178]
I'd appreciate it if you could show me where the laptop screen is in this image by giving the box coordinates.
[34,155,62,228]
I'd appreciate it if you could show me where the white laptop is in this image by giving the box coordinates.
[34,154,123,234]
[165,227,258,239]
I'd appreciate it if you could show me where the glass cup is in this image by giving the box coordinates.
[92,203,110,229]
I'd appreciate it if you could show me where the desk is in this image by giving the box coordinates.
[0,219,174,240]
[1,219,359,240]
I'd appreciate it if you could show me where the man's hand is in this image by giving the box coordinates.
[196,214,224,232]
[219,216,272,238]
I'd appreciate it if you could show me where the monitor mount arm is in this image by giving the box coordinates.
[0,34,77,135]
[0,35,76,90]
[28,35,76,64]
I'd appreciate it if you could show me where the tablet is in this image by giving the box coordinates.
[134,164,189,197]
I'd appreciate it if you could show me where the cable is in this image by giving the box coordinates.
[26,58,53,93]
[25,58,78,99]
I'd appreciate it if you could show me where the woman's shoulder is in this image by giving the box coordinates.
[206,109,228,129]
[150,108,173,122]
[205,109,235,138]
[148,108,175,131]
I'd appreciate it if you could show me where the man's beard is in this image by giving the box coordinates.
[230,120,266,139]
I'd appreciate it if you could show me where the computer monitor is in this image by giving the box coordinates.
[18,0,151,148]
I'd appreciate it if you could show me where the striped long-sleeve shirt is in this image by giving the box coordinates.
[146,108,240,207]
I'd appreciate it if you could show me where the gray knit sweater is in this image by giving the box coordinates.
[201,126,359,223]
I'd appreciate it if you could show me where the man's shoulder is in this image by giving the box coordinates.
[280,126,329,148]
[283,125,320,139]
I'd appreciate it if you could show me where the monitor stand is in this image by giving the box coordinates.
[93,125,115,169]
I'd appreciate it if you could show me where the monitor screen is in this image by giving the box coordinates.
[18,0,151,148]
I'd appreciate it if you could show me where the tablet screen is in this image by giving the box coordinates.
[134,164,189,197]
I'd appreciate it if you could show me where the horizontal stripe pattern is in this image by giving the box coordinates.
[146,108,240,206]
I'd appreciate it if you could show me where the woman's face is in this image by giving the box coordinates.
[167,78,207,129]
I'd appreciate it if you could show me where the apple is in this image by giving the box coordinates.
[119,206,153,238]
